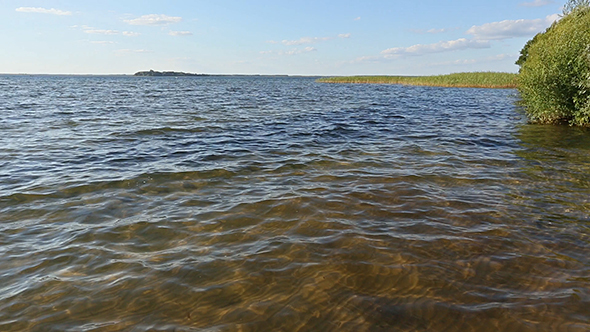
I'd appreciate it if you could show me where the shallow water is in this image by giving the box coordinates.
[0,75,589,331]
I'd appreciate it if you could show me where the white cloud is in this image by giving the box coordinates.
[354,17,361,21]
[122,31,141,37]
[438,59,478,66]
[354,37,492,64]
[381,38,490,58]
[427,28,448,34]
[169,31,193,36]
[281,36,331,45]
[290,46,317,55]
[410,27,458,34]
[91,41,115,45]
[15,7,72,16]
[428,53,516,67]
[84,29,119,35]
[466,14,559,40]
[487,53,515,61]
[520,0,554,7]
[125,14,182,26]
[269,34,350,45]
[260,47,317,56]
[76,26,138,37]
[353,55,382,63]
[279,47,316,56]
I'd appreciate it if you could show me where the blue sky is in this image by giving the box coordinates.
[0,0,563,75]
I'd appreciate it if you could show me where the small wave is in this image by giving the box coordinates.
[1,76,589,331]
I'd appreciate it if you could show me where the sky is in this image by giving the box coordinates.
[0,0,564,75]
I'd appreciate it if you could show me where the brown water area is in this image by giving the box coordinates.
[0,76,588,331]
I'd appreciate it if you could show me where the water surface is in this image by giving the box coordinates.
[0,75,589,331]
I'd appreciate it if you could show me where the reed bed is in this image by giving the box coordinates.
[317,72,519,89]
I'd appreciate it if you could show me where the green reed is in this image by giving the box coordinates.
[317,72,519,89]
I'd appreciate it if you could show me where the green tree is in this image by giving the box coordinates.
[515,26,551,68]
[563,0,590,15]
[517,0,590,69]
[517,5,590,126]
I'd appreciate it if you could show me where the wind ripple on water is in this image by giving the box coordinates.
[0,76,589,331]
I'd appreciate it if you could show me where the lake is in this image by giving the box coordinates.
[0,75,589,331]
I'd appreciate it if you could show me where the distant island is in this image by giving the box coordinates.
[134,70,208,77]
[133,70,295,77]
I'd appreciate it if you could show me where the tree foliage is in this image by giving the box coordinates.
[517,4,590,126]
[515,26,551,68]
[563,0,590,15]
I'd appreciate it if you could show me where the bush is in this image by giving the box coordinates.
[517,6,590,126]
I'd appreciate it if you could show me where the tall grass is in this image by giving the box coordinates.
[517,6,590,126]
[317,72,518,89]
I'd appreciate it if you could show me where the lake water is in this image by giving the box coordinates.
[0,75,589,331]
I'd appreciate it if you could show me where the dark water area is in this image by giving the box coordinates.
[0,75,589,331]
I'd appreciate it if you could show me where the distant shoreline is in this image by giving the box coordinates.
[133,70,296,77]
[0,72,517,88]
[317,72,519,89]
[0,73,304,77]
[134,70,208,77]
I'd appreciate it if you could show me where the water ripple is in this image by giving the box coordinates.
[0,75,589,331]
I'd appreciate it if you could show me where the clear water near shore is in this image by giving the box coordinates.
[0,75,589,331]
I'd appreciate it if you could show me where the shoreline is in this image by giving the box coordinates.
[317,72,519,89]
[318,80,517,89]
